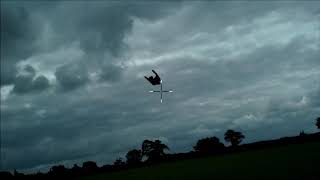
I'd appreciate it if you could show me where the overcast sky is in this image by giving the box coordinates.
[1,1,320,173]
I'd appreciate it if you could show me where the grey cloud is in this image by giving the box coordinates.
[0,5,36,60]
[47,2,181,57]
[0,1,180,87]
[1,61,18,86]
[12,65,50,94]
[23,65,36,76]
[55,63,89,91]
[99,65,123,82]
[0,3,41,86]
[46,1,181,85]
[1,90,152,170]
[32,76,50,91]
[12,75,33,94]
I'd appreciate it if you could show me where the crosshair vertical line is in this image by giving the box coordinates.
[160,80,163,103]
[148,79,173,103]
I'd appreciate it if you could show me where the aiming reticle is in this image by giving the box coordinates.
[145,70,173,103]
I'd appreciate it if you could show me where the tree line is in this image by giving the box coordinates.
[1,117,319,179]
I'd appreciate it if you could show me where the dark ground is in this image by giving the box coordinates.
[79,141,320,180]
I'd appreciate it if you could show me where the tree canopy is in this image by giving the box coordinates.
[193,136,225,154]
[142,139,169,162]
[224,129,245,146]
[126,149,142,165]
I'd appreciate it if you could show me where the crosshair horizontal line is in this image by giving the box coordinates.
[149,90,173,92]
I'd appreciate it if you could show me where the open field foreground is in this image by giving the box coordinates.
[79,142,320,180]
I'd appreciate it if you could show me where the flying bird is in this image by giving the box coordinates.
[144,70,161,85]
[144,70,173,103]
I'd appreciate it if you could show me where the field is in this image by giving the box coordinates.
[80,142,320,180]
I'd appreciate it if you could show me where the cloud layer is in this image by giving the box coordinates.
[1,1,319,172]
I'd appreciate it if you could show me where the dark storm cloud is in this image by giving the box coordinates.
[0,4,39,86]
[54,63,89,91]
[35,1,181,90]
[307,85,320,107]
[0,1,180,87]
[48,1,180,56]
[23,65,36,75]
[157,37,319,103]
[12,75,33,94]
[99,64,123,82]
[0,5,36,60]
[128,4,320,144]
[1,63,17,86]
[1,86,160,170]
[32,76,50,91]
[12,65,50,94]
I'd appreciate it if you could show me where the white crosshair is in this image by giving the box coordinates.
[149,80,173,103]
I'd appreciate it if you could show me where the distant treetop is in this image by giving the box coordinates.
[224,129,245,147]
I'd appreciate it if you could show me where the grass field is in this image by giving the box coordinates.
[80,142,320,180]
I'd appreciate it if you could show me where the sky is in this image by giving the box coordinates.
[1,0,320,173]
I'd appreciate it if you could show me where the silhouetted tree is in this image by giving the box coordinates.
[126,149,142,165]
[0,171,13,179]
[70,164,82,176]
[100,164,113,172]
[299,130,307,136]
[82,161,98,175]
[49,165,67,177]
[224,129,245,146]
[142,139,169,162]
[113,158,126,167]
[193,136,225,154]
[316,117,320,129]
[142,140,153,157]
[34,171,46,178]
[13,169,24,177]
